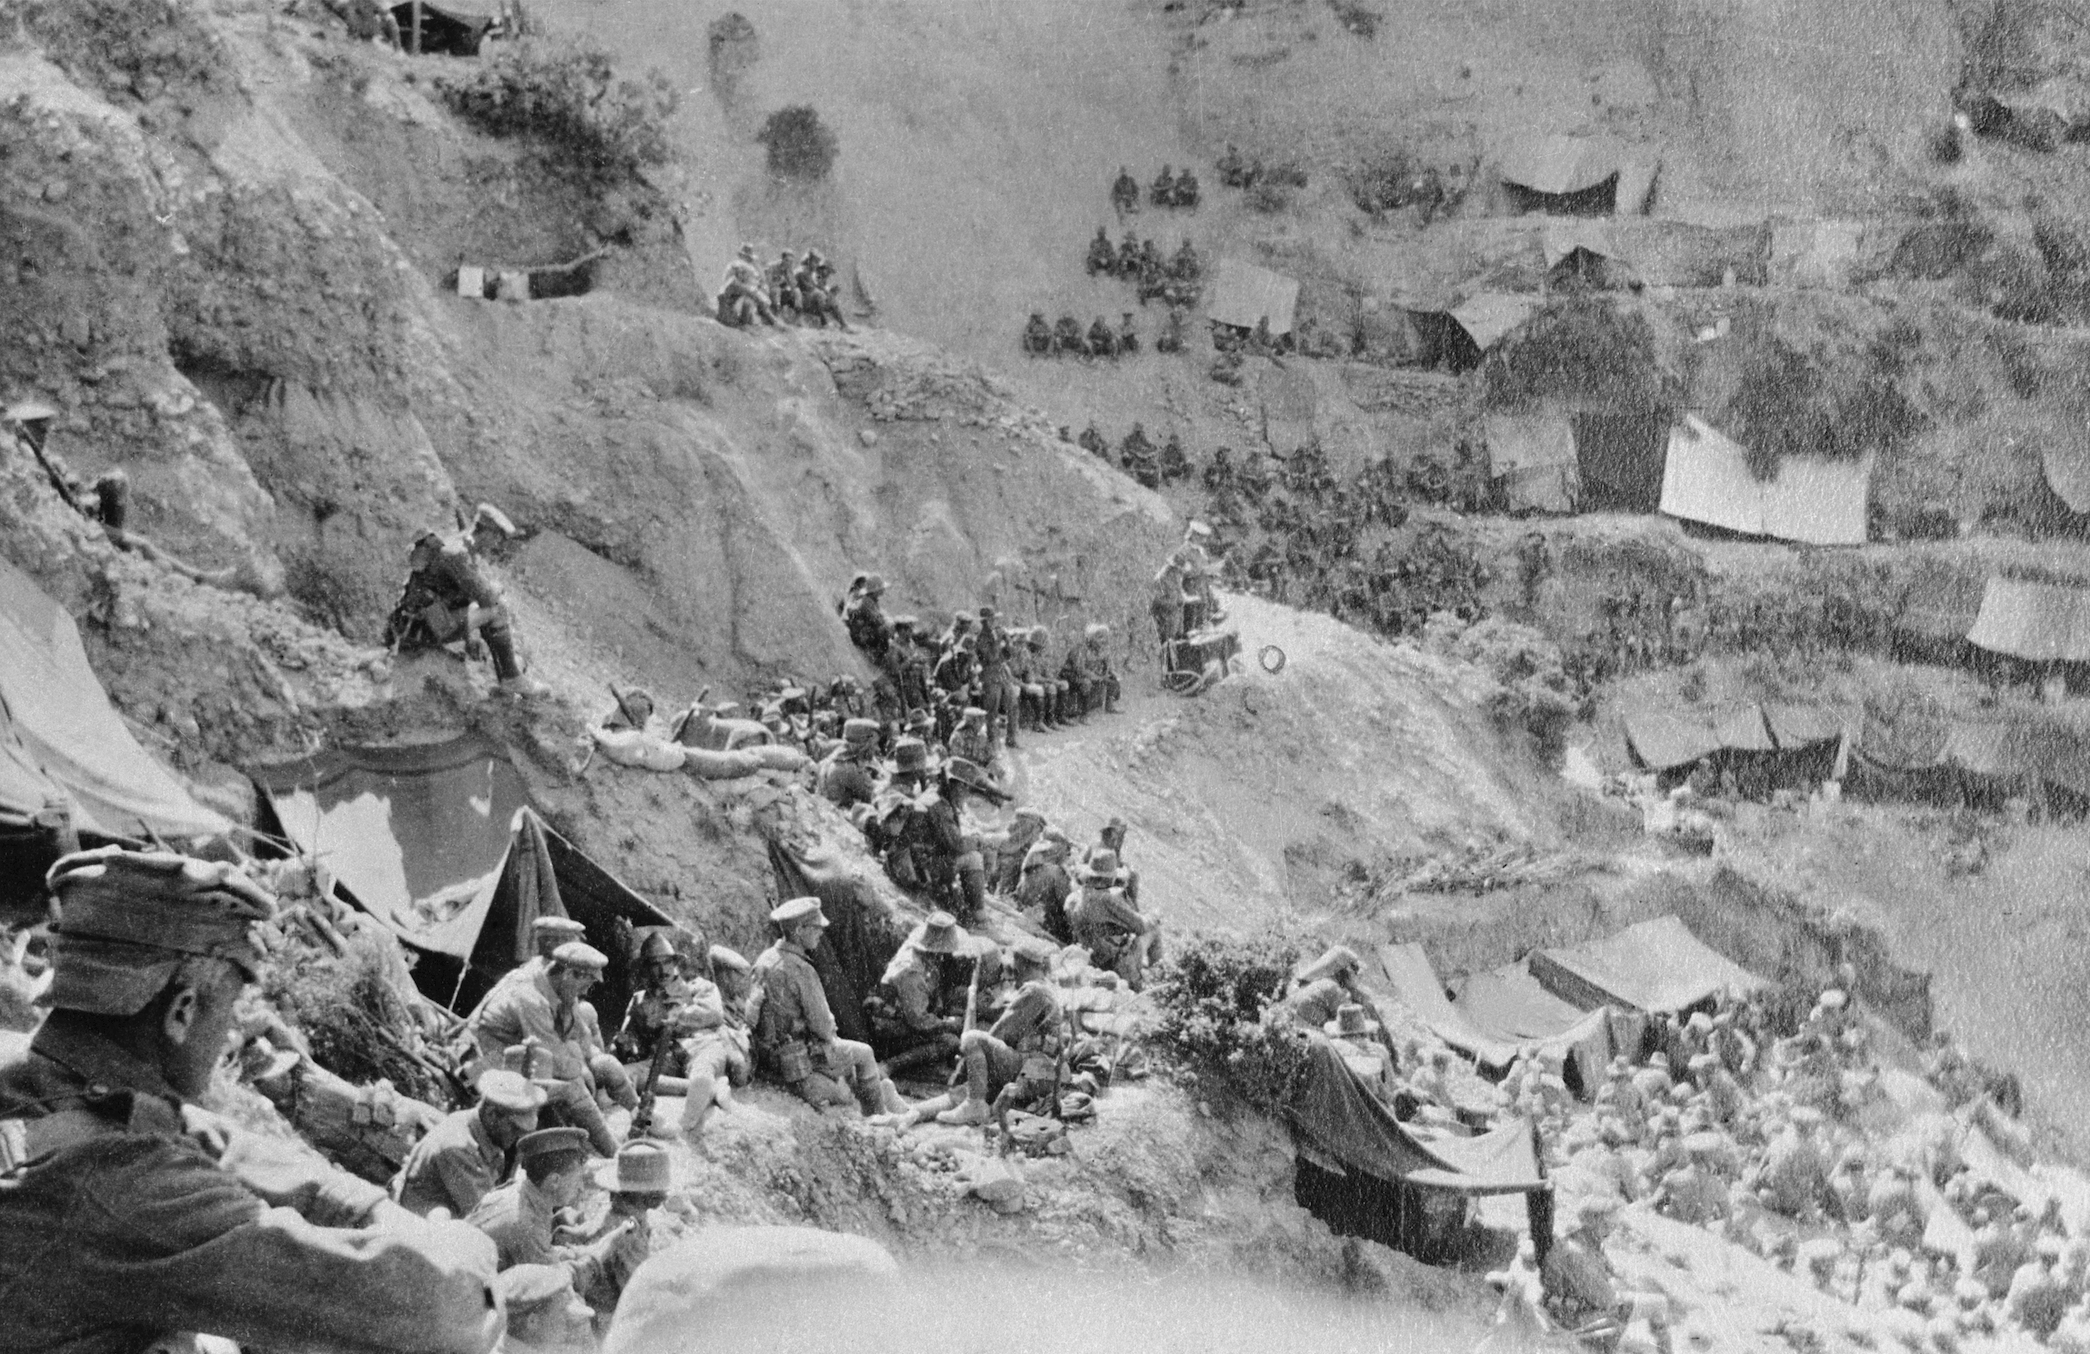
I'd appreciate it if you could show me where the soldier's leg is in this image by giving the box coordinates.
[956,849,988,920]
[829,1037,904,1115]
[590,1052,641,1110]
[788,1070,856,1110]
[544,1078,620,1156]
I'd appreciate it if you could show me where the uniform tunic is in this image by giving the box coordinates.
[0,1021,500,1354]
[816,749,881,810]
[392,1106,507,1219]
[470,971,609,1085]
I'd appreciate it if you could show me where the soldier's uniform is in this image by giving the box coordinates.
[975,607,1021,749]
[391,1070,544,1219]
[469,944,632,1156]
[385,531,536,690]
[816,719,885,809]
[0,848,501,1354]
[466,1128,632,1289]
[747,900,891,1114]
[866,913,971,1069]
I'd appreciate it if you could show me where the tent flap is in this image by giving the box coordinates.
[1660,415,1868,546]
[1449,294,1540,351]
[0,556,228,840]
[1497,133,1623,196]
[1378,943,1522,1070]
[1530,916,1769,1015]
[1208,258,1301,335]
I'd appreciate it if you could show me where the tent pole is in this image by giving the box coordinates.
[448,959,471,1013]
[410,0,424,54]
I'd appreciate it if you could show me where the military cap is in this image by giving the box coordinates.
[892,736,932,773]
[476,1068,549,1113]
[805,249,826,265]
[495,1265,587,1320]
[909,912,969,955]
[771,896,830,928]
[514,1126,591,1166]
[843,717,880,744]
[708,943,751,974]
[737,243,758,260]
[43,847,278,1016]
[960,706,987,723]
[1008,937,1057,971]
[1079,849,1122,884]
[942,757,1002,799]
[638,930,680,963]
[1013,806,1046,826]
[531,916,588,938]
[552,941,609,972]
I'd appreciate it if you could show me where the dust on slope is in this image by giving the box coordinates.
[1013,591,1567,933]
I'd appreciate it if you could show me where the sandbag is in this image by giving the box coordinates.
[677,746,768,779]
[607,1227,898,1354]
[744,745,810,772]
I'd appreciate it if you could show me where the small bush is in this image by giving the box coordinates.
[436,39,678,180]
[16,0,227,101]
[261,928,454,1108]
[1147,929,1311,1114]
[757,104,840,182]
[1247,180,1292,214]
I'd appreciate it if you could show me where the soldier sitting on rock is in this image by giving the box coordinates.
[1023,311,1053,355]
[1087,315,1119,359]
[1156,307,1187,354]
[1062,622,1121,716]
[386,520,547,697]
[866,911,980,1077]
[716,244,778,327]
[1217,142,1249,186]
[1171,168,1200,208]
[1117,311,1141,356]
[747,897,910,1117]
[1077,422,1109,458]
[1111,165,1141,215]
[1053,314,1087,357]
[883,938,1062,1130]
[1150,164,1176,208]
[794,250,851,330]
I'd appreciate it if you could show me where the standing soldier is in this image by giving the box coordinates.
[0,848,503,1354]
[842,573,893,663]
[975,604,1022,751]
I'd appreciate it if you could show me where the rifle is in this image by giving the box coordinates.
[961,954,984,1035]
[628,1004,678,1137]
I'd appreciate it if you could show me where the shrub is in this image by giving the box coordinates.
[757,104,840,182]
[1247,180,1292,214]
[15,0,226,101]
[436,39,679,180]
[1727,329,1925,476]
[1147,928,1312,1115]
[261,928,454,1108]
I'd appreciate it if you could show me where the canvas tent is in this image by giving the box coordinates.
[1379,944,1610,1095]
[1529,916,1770,1017]
[1624,704,1773,771]
[0,554,229,843]
[250,736,673,1013]
[1497,133,1624,214]
[1966,577,2090,663]
[1208,257,1300,336]
[392,1,495,55]
[1450,293,1541,352]
[1485,409,1579,513]
[1287,1036,1549,1260]
[1659,415,1870,546]
[2043,439,2090,516]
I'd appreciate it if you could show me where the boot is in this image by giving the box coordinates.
[879,1078,910,1115]
[486,628,549,698]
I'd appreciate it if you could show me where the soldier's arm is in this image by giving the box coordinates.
[794,961,838,1043]
[893,969,947,1033]
[73,1137,501,1354]
[987,985,1053,1045]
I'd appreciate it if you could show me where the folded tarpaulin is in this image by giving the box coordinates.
[1529,915,1770,1016]
[0,554,229,841]
[1659,415,1870,546]
[1966,576,2090,663]
[1207,257,1300,336]
[251,734,531,952]
[1449,294,1540,352]
[1378,942,1522,1070]
[1287,1036,1547,1195]
[1453,964,1614,1095]
[1496,133,1623,197]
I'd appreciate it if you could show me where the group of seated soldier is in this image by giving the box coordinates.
[1084,229,1203,308]
[714,242,850,330]
[1109,164,1201,214]
[1214,142,1309,192]
[1073,420,1193,490]
[1022,310,1143,359]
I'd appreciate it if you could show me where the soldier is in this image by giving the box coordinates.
[469,942,635,1157]
[1077,422,1109,458]
[1011,624,1067,731]
[392,1068,547,1219]
[1062,622,1121,715]
[1118,311,1141,356]
[470,916,589,1023]
[976,604,1022,751]
[817,717,886,809]
[926,757,1006,919]
[1111,165,1141,215]
[1065,849,1160,988]
[866,911,976,1076]
[1053,313,1087,356]
[902,939,1063,1129]
[1023,311,1053,355]
[677,944,754,1136]
[1085,226,1116,276]
[1217,142,1248,186]
[1172,167,1201,208]
[1158,432,1189,482]
[611,931,693,1078]
[1156,306,1187,354]
[1116,234,1143,280]
[387,527,547,696]
[747,897,909,1116]
[716,244,778,327]
[795,249,851,330]
[0,847,502,1354]
[1150,164,1176,208]
[1152,549,1191,654]
[885,615,933,715]
[1017,828,1076,943]
[573,1141,675,1324]
[1086,315,1119,359]
[768,248,803,318]
[492,1264,596,1354]
[842,572,893,662]
[948,705,997,770]
[467,1127,641,1284]
[933,630,980,713]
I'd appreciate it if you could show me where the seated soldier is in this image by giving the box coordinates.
[1086,315,1118,360]
[768,249,803,318]
[1062,622,1121,715]
[572,1141,675,1327]
[1155,307,1186,354]
[1085,226,1116,276]
[1217,142,1247,186]
[1284,945,1370,1028]
[817,718,885,809]
[866,911,977,1076]
[747,897,910,1117]
[1172,167,1201,208]
[1017,827,1076,943]
[1118,311,1140,355]
[1150,164,1176,208]
[1077,423,1109,457]
[1092,816,1140,906]
[987,807,1047,894]
[612,931,695,1083]
[386,528,547,696]
[1158,433,1189,482]
[392,1068,546,1220]
[1111,166,1141,214]
[469,942,635,1157]
[467,1127,643,1286]
[1053,314,1087,357]
[888,938,1062,1129]
[674,945,754,1137]
[947,705,996,771]
[1023,311,1053,355]
[795,250,851,330]
[1171,239,1202,282]
[716,244,778,327]
[1065,849,1160,988]
[1116,235,1143,279]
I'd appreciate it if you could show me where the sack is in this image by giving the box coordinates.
[1004,1110,1069,1157]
